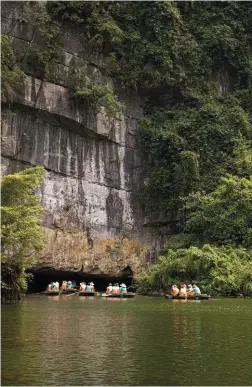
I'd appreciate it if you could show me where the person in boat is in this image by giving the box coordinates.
[112,284,116,294]
[106,283,113,294]
[187,284,193,294]
[66,281,72,289]
[51,282,57,291]
[171,285,179,296]
[80,282,86,291]
[86,282,92,292]
[179,284,187,297]
[192,284,201,295]
[115,283,120,294]
[90,282,95,292]
[55,281,59,290]
[47,283,52,292]
[120,283,127,294]
[61,281,67,290]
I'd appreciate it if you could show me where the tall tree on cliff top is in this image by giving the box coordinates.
[1,166,45,301]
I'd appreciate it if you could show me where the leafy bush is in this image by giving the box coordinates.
[24,2,61,81]
[185,175,252,248]
[139,95,252,216]
[69,84,124,117]
[1,35,24,101]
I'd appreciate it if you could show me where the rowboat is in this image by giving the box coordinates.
[78,291,95,296]
[165,294,211,300]
[102,292,136,299]
[61,288,77,294]
[45,290,60,296]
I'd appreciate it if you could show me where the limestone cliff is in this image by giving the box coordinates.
[1,2,164,277]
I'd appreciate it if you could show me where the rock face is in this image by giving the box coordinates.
[1,2,165,277]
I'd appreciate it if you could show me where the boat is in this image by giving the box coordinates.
[102,292,136,299]
[45,290,60,296]
[61,288,77,294]
[165,294,211,300]
[78,291,95,296]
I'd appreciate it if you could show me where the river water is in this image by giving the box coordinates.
[2,295,252,385]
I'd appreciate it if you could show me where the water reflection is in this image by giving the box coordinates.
[2,297,252,386]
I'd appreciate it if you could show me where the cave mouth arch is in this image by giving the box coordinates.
[27,267,134,293]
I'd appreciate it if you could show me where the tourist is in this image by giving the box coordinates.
[80,282,86,291]
[90,282,95,292]
[192,284,201,295]
[51,282,57,291]
[106,283,113,294]
[120,283,127,294]
[47,283,52,292]
[86,282,91,292]
[112,283,116,294]
[55,281,59,290]
[187,284,193,293]
[179,284,187,297]
[66,281,72,289]
[171,285,179,296]
[61,281,67,290]
[115,283,120,294]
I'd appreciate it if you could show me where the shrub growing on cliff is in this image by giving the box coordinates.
[69,84,124,117]
[1,166,45,302]
[24,2,61,81]
[1,35,24,101]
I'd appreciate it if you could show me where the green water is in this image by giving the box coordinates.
[1,295,252,386]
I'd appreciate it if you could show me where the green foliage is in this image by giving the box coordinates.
[47,1,123,46]
[69,84,124,117]
[185,174,252,248]
[140,95,252,215]
[47,2,252,94]
[24,2,61,81]
[135,245,252,296]
[1,35,24,101]
[1,166,45,301]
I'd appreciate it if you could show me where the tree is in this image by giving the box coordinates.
[185,174,252,248]
[1,166,45,301]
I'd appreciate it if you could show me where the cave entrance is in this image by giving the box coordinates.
[27,267,134,293]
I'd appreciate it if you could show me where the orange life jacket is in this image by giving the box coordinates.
[171,288,179,295]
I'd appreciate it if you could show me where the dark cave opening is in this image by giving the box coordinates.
[27,267,135,293]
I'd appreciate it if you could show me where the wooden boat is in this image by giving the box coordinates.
[61,288,77,294]
[45,290,60,296]
[165,294,211,300]
[102,292,136,299]
[78,291,95,296]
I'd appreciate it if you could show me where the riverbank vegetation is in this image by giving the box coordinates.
[1,167,45,302]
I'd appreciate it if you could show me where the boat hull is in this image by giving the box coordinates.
[78,291,95,296]
[165,294,211,300]
[45,291,60,296]
[61,289,77,294]
[102,292,136,299]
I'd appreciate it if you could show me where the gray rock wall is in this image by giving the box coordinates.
[1,2,163,276]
